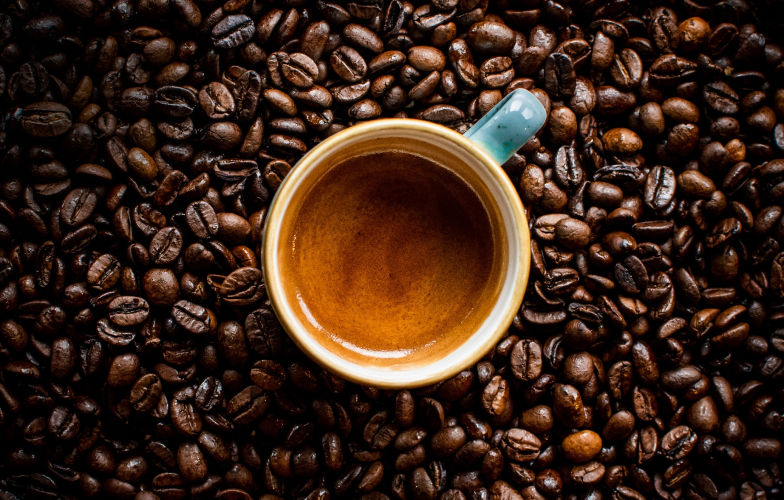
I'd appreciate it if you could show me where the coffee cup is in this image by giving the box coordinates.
[263,89,546,388]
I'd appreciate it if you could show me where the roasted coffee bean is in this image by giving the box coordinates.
[212,14,255,49]
[250,359,286,391]
[348,98,382,119]
[143,268,180,307]
[154,85,198,119]
[549,105,577,144]
[49,336,76,379]
[186,200,219,239]
[510,339,542,382]
[130,373,163,413]
[482,375,513,423]
[330,45,367,83]
[96,318,135,346]
[554,145,584,192]
[150,227,183,265]
[227,385,270,425]
[48,406,80,440]
[661,425,697,460]
[232,69,261,122]
[554,217,591,249]
[703,80,740,115]
[544,52,576,98]
[478,56,513,89]
[245,307,283,356]
[194,376,224,411]
[553,383,585,428]
[60,188,97,227]
[172,300,217,335]
[86,254,121,290]
[279,53,320,89]
[171,392,202,436]
[107,295,150,326]
[644,165,676,211]
[127,147,159,183]
[610,48,643,90]
[20,102,72,137]
[562,430,602,463]
[107,353,141,387]
[213,266,264,306]
[199,82,236,120]
[501,428,541,462]
[467,21,515,55]
[649,54,698,85]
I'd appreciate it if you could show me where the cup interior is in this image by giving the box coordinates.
[263,119,529,388]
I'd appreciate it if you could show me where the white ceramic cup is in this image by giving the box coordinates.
[263,90,546,388]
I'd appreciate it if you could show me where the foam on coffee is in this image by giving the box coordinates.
[279,151,505,368]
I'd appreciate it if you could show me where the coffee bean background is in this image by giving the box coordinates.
[1,0,784,498]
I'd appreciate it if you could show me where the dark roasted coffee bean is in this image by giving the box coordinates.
[467,21,515,55]
[199,82,235,120]
[553,383,585,427]
[96,318,135,346]
[245,307,283,356]
[703,80,740,115]
[171,391,202,436]
[610,48,643,89]
[479,56,513,89]
[510,339,543,382]
[344,23,383,54]
[60,188,97,227]
[231,69,261,122]
[650,14,679,53]
[249,359,285,391]
[107,353,140,387]
[20,102,72,137]
[544,52,575,98]
[143,268,180,307]
[554,216,591,249]
[48,406,80,440]
[172,300,217,335]
[649,54,697,85]
[212,14,255,49]
[330,45,367,83]
[227,385,270,425]
[215,267,264,306]
[644,165,676,211]
[149,227,183,265]
[130,373,163,413]
[107,295,150,326]
[279,53,320,89]
[127,147,158,182]
[501,428,541,462]
[661,425,697,460]
[154,85,198,119]
[87,254,121,290]
[595,85,637,114]
[300,20,330,60]
[186,201,219,239]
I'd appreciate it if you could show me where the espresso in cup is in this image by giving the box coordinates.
[266,92,545,387]
[277,150,507,367]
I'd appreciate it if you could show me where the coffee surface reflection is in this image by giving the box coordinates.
[280,151,502,367]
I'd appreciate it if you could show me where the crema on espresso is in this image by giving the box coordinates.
[279,151,504,368]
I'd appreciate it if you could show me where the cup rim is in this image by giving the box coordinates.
[262,118,530,388]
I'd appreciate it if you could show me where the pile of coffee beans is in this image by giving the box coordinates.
[1,0,783,498]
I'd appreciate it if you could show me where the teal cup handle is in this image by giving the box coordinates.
[463,89,547,165]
